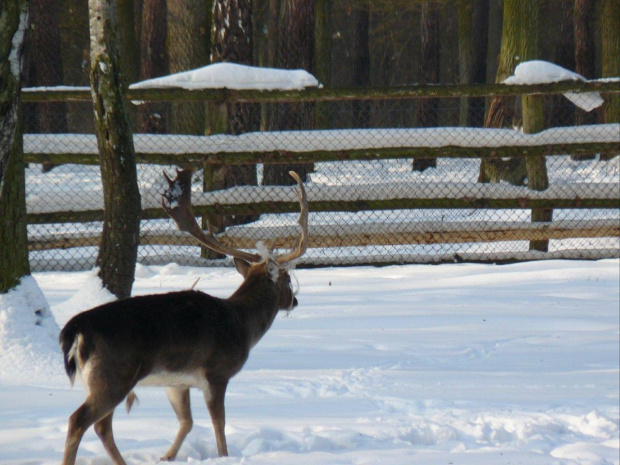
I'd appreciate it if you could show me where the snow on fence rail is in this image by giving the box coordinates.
[24,126,620,267]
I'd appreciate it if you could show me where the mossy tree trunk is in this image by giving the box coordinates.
[0,0,30,293]
[89,0,141,299]
[519,1,551,252]
[479,0,528,186]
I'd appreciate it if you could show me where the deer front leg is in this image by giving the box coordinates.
[205,380,229,457]
[161,387,193,461]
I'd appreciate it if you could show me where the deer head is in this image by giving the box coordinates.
[161,167,308,285]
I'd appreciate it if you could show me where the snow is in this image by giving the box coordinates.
[24,124,620,156]
[503,60,604,112]
[129,63,319,91]
[0,259,618,464]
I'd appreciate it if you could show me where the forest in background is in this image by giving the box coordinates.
[22,0,616,137]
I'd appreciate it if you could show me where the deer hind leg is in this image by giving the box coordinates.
[161,387,193,461]
[93,411,126,465]
[205,380,229,457]
[62,393,126,465]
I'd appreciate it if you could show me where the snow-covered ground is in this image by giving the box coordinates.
[1,259,618,464]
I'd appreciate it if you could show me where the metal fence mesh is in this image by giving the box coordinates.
[24,96,620,271]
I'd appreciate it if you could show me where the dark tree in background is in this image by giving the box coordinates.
[412,1,440,172]
[458,0,488,127]
[210,0,258,190]
[550,0,575,127]
[0,0,30,293]
[89,0,141,299]
[23,0,66,172]
[263,0,316,186]
[167,0,209,135]
[137,0,168,133]
[351,3,370,128]
[572,0,597,145]
[479,0,528,186]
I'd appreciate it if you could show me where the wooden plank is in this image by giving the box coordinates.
[28,219,620,251]
[21,80,620,103]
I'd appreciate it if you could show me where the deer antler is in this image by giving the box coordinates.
[162,169,309,265]
[161,168,261,263]
[276,171,309,265]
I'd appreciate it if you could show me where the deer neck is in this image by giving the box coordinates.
[228,275,280,347]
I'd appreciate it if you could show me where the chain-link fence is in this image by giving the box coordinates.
[23,92,620,271]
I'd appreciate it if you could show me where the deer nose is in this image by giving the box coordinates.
[292,297,298,308]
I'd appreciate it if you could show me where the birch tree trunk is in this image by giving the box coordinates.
[89,0,141,299]
[0,0,29,293]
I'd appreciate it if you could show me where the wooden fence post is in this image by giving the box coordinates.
[522,94,552,252]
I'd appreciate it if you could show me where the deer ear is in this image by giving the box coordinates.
[233,258,251,277]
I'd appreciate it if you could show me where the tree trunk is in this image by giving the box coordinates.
[59,0,92,134]
[167,0,209,135]
[479,0,527,185]
[263,0,316,186]
[137,0,168,133]
[351,3,370,129]
[550,0,575,128]
[89,0,142,299]
[572,0,597,160]
[412,2,439,172]
[313,0,331,129]
[0,0,30,293]
[574,0,597,114]
[518,0,551,252]
[601,0,619,154]
[23,0,67,172]
[600,0,619,161]
[209,0,258,229]
[458,0,488,127]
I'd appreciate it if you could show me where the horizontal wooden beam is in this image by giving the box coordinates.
[28,219,620,251]
[26,196,619,225]
[24,142,620,166]
[21,80,620,103]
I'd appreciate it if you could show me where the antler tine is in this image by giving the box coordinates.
[161,169,261,263]
[276,171,309,265]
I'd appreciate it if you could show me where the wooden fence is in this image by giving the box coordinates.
[22,81,620,266]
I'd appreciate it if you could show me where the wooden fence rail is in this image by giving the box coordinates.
[22,82,620,263]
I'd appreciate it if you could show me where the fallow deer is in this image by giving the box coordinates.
[59,169,308,464]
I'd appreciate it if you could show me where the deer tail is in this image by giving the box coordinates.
[59,324,79,386]
[126,391,139,413]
